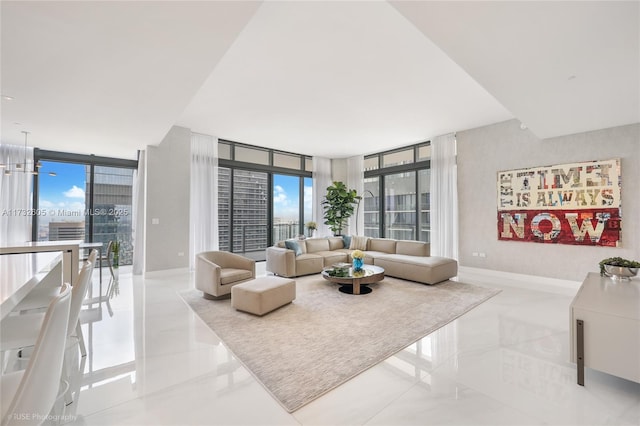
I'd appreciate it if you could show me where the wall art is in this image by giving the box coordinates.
[497,158,621,246]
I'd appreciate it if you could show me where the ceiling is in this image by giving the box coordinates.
[1,1,638,160]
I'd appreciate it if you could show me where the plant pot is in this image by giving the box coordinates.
[603,264,638,280]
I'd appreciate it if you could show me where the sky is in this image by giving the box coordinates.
[273,175,312,222]
[38,161,86,219]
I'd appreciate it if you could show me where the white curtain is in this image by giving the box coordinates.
[132,150,146,275]
[0,144,33,245]
[347,155,364,236]
[312,156,332,237]
[189,133,218,269]
[430,133,459,259]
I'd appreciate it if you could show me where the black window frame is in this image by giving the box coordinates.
[363,141,431,240]
[32,148,138,242]
[217,140,312,253]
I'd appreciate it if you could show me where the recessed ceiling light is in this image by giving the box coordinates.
[520,122,528,130]
[2,95,14,101]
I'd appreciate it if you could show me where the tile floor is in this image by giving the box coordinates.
[64,264,639,425]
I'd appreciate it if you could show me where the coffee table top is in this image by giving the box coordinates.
[321,265,385,285]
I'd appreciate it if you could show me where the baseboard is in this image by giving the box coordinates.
[458,266,581,295]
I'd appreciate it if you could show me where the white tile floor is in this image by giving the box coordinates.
[66,264,639,426]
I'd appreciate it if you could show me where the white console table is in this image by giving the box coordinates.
[0,240,80,287]
[570,272,640,385]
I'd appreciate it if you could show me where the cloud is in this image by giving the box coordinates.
[63,185,85,198]
[273,185,288,204]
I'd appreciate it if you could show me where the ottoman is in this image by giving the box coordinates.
[231,276,296,316]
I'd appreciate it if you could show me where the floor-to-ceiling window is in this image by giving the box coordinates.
[363,142,431,242]
[385,171,416,240]
[36,160,88,241]
[218,141,312,261]
[303,176,313,236]
[418,169,431,242]
[33,150,137,264]
[363,177,380,238]
[273,174,300,241]
[233,169,268,254]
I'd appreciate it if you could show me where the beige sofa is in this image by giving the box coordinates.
[266,236,457,285]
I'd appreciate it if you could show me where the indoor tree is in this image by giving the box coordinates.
[322,181,361,236]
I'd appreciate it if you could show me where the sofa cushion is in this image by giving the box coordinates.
[327,237,344,251]
[350,235,369,250]
[342,235,352,249]
[396,240,429,257]
[305,238,330,253]
[295,253,324,276]
[285,240,303,256]
[362,251,387,264]
[368,238,396,254]
[220,268,254,285]
[313,250,348,267]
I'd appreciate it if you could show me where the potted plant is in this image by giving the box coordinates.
[321,181,361,236]
[599,257,640,279]
[305,221,317,238]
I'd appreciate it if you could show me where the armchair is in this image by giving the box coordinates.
[195,251,256,299]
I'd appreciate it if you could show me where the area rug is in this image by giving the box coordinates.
[180,275,500,412]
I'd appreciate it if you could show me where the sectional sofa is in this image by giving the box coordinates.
[266,236,458,285]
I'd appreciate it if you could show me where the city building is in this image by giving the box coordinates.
[48,221,85,241]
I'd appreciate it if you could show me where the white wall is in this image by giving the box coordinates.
[457,119,639,281]
[145,126,191,272]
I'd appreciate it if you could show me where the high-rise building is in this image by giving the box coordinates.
[86,166,134,265]
[218,168,268,255]
[49,221,85,240]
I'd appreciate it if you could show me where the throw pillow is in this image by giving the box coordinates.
[284,240,303,256]
[342,235,352,249]
[350,235,369,251]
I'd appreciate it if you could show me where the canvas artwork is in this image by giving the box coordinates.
[497,158,621,246]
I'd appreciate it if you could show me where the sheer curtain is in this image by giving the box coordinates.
[0,144,33,245]
[132,150,146,275]
[312,156,332,237]
[347,155,364,236]
[189,133,218,269]
[430,133,459,259]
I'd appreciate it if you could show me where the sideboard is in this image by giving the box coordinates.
[570,272,640,385]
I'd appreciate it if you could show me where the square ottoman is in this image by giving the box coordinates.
[231,276,296,316]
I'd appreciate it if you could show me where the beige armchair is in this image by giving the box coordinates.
[195,251,256,299]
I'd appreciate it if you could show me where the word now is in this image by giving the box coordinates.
[498,208,620,247]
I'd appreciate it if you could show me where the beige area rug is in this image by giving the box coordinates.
[180,275,500,412]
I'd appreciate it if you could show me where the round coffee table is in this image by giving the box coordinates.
[321,265,385,295]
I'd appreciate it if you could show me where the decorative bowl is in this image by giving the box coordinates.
[603,264,638,280]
